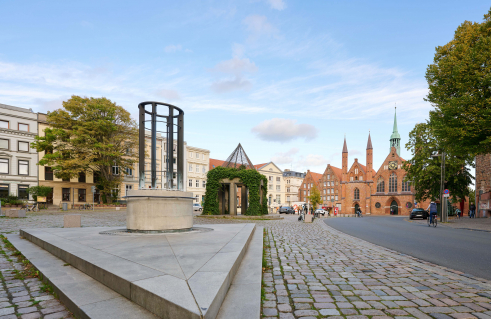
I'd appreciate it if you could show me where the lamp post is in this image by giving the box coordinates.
[431,151,446,222]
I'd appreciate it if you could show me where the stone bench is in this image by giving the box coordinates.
[5,209,26,218]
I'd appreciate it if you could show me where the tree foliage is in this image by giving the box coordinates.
[403,122,474,202]
[426,9,491,157]
[202,166,268,216]
[28,186,53,201]
[307,184,322,210]
[32,96,138,202]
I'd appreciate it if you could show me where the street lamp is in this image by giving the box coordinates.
[431,151,446,222]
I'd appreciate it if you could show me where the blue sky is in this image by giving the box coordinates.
[1,1,489,174]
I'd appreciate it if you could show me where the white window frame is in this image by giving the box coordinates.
[189,164,193,172]
[18,123,29,132]
[0,120,9,129]
[0,139,9,150]
[196,179,199,188]
[0,158,8,174]
[18,160,29,175]
[189,179,193,187]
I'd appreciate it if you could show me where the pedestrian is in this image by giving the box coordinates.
[455,206,461,219]
[469,203,476,218]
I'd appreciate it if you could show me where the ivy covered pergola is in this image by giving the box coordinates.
[202,144,268,216]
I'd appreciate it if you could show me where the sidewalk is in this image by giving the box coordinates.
[409,217,491,232]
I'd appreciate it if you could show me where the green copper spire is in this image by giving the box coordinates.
[390,106,401,155]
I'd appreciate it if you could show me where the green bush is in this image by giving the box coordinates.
[202,166,268,216]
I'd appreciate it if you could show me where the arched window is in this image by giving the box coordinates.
[354,188,360,200]
[389,173,397,193]
[376,177,384,193]
[402,179,411,192]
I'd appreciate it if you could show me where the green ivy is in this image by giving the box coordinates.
[202,166,268,216]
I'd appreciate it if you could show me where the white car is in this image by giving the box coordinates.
[315,209,326,217]
[193,203,202,212]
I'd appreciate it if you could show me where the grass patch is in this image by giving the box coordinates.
[63,263,70,267]
[0,234,39,280]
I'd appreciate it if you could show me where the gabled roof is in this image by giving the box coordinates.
[254,163,268,170]
[373,146,406,179]
[331,166,343,180]
[209,158,225,170]
[255,162,283,173]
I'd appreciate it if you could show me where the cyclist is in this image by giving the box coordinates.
[426,201,437,226]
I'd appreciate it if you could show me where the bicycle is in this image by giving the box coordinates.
[26,203,39,212]
[79,203,93,210]
[427,213,437,227]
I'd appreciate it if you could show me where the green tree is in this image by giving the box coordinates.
[27,186,53,201]
[426,9,491,157]
[403,122,474,202]
[307,184,322,210]
[468,187,476,204]
[33,96,138,203]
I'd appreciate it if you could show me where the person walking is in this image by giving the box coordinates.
[469,203,476,218]
[455,206,461,219]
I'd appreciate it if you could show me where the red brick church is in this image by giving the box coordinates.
[299,109,430,216]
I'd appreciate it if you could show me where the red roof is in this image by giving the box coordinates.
[309,171,323,186]
[254,163,268,170]
[330,166,343,180]
[209,158,225,171]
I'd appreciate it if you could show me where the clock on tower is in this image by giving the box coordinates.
[388,161,397,170]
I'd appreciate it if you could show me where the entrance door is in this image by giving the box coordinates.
[390,200,398,215]
[47,189,53,205]
[354,203,359,214]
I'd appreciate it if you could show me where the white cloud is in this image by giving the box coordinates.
[209,57,257,93]
[252,118,317,142]
[164,44,182,53]
[271,148,299,165]
[33,97,67,112]
[156,89,181,101]
[267,0,286,10]
[296,154,328,169]
[243,15,276,42]
[211,77,252,93]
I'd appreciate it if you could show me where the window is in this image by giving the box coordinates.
[78,189,86,202]
[202,180,206,188]
[376,177,384,193]
[354,188,360,200]
[196,165,199,173]
[308,190,310,196]
[189,164,193,172]
[287,196,290,202]
[196,152,199,159]
[62,177,70,182]
[355,168,358,174]
[195,195,199,202]
[126,185,132,196]
[0,120,9,129]
[335,195,338,200]
[78,172,86,183]
[62,188,70,201]
[269,176,273,182]
[112,165,119,175]
[287,187,290,192]
[311,183,313,187]
[44,167,53,180]
[276,185,280,191]
[402,179,411,192]
[196,180,199,187]
[276,195,281,203]
[303,190,306,195]
[328,174,330,179]
[389,173,397,193]
[202,166,206,173]
[18,185,29,200]
[360,176,363,181]
[189,152,193,158]
[269,184,272,190]
[276,177,280,182]
[324,182,326,186]
[0,159,8,174]
[355,176,358,180]
[323,189,326,194]
[126,167,133,176]
[0,139,8,150]
[303,183,306,188]
[350,176,353,181]
[189,179,193,187]
[18,141,29,152]
[0,184,8,197]
[18,123,29,131]
[18,160,29,175]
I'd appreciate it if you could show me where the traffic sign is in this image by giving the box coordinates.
[444,194,450,198]
[444,189,449,194]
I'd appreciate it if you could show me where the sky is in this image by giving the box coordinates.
[1,0,489,175]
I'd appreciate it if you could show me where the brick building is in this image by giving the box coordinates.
[299,108,430,216]
[475,154,491,217]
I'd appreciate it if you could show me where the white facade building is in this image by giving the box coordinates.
[283,169,306,206]
[186,146,210,204]
[0,103,38,201]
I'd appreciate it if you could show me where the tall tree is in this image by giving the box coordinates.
[426,9,491,157]
[403,122,474,202]
[307,184,322,210]
[33,96,138,202]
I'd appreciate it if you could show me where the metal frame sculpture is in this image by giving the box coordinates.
[221,143,255,170]
[138,102,184,190]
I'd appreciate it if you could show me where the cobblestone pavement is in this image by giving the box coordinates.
[1,212,491,319]
[408,217,491,232]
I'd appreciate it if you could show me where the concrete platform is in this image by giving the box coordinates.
[12,223,257,319]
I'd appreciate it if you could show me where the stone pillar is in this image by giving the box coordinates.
[229,182,237,215]
[218,186,224,214]
[241,185,247,215]
[224,185,229,214]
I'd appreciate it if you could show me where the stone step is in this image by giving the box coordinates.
[12,223,256,319]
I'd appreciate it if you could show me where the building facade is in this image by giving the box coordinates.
[186,146,210,204]
[283,169,305,205]
[475,154,490,217]
[298,170,323,204]
[255,162,284,209]
[0,104,38,201]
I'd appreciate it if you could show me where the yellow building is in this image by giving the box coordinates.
[254,162,285,212]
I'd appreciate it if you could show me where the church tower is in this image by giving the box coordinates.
[366,132,373,181]
[390,107,401,155]
[342,135,348,181]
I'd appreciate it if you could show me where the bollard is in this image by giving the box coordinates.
[64,214,81,228]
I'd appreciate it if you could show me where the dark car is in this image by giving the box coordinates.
[278,206,295,214]
[410,208,428,220]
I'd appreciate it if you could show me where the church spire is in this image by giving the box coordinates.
[367,131,373,150]
[390,106,401,155]
[342,135,348,153]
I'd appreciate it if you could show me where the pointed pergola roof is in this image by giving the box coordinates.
[221,143,255,170]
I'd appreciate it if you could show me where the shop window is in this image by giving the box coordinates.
[78,189,86,202]
[62,188,70,201]
[18,185,29,200]
[0,184,9,198]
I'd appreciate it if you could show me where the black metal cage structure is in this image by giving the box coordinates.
[138,102,184,190]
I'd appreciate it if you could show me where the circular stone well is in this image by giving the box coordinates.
[126,189,194,231]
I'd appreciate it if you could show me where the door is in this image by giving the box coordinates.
[390,200,398,215]
[47,189,53,205]
[354,204,359,214]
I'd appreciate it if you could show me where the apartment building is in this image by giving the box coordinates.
[255,162,284,210]
[283,169,305,205]
[0,104,38,201]
[186,146,210,204]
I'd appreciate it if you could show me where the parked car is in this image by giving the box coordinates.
[315,209,326,217]
[409,208,428,219]
[193,203,202,212]
[278,206,295,214]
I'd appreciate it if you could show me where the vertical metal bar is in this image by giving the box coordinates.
[167,106,174,189]
[151,103,157,189]
[440,152,444,222]
[177,111,184,191]
[139,103,146,189]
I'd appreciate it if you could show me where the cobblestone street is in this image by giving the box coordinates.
[1,211,491,318]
